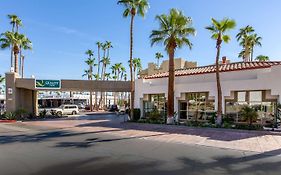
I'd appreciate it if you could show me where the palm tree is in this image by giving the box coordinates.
[120,65,126,80]
[96,41,103,80]
[150,9,196,124]
[82,69,94,80]
[0,75,4,84]
[255,55,269,62]
[85,50,95,111]
[99,57,111,108]
[248,34,262,61]
[105,41,113,58]
[118,0,149,120]
[236,26,254,62]
[0,31,22,73]
[155,52,163,69]
[19,34,32,78]
[132,58,142,79]
[104,73,111,107]
[206,18,236,125]
[7,14,22,68]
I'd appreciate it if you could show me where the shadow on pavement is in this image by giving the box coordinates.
[31,152,281,175]
[77,119,276,142]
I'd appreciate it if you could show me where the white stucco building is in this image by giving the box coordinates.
[135,61,281,125]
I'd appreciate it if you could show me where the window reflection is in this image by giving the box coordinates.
[143,94,166,118]
[226,91,276,126]
[179,92,215,121]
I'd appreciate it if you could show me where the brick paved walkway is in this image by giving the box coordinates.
[11,114,281,154]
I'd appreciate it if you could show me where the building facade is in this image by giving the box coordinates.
[139,58,197,78]
[135,61,281,126]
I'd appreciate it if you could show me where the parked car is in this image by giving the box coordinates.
[118,106,126,115]
[109,105,119,112]
[51,105,79,116]
[77,103,86,109]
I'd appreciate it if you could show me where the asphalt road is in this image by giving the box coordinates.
[1,115,281,175]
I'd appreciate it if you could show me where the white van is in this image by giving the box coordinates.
[51,105,79,116]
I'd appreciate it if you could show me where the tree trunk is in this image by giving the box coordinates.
[21,56,24,78]
[167,46,175,124]
[90,91,93,112]
[129,14,135,120]
[10,47,14,71]
[215,37,223,125]
[251,47,254,62]
[14,46,19,73]
[97,46,101,78]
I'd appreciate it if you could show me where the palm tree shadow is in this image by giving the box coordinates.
[55,133,167,148]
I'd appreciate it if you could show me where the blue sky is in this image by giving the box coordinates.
[1,0,281,79]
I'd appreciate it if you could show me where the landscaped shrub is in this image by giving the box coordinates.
[14,108,28,120]
[39,109,47,117]
[239,105,258,127]
[128,108,141,121]
[4,112,16,120]
[148,110,162,121]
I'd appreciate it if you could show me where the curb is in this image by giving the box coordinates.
[0,120,17,123]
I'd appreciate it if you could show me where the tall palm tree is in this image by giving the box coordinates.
[96,41,103,80]
[120,65,126,80]
[155,52,163,69]
[206,18,236,125]
[236,26,254,62]
[104,73,112,107]
[0,31,22,73]
[105,41,113,58]
[111,63,122,104]
[255,55,269,62]
[248,34,262,61]
[150,9,196,124]
[132,58,142,79]
[7,14,22,68]
[82,69,94,80]
[118,0,149,120]
[99,57,111,108]
[85,50,95,111]
[19,34,32,78]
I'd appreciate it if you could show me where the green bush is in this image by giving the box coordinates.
[239,105,258,126]
[128,108,141,121]
[14,108,28,120]
[4,112,16,120]
[39,109,47,117]
[148,110,162,121]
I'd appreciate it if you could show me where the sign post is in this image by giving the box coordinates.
[35,80,61,89]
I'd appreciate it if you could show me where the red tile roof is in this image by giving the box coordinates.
[142,61,281,79]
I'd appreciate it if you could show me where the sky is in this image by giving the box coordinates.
[0,0,281,80]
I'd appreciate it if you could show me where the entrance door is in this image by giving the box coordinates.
[179,101,188,120]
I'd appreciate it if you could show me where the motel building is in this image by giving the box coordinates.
[135,60,281,126]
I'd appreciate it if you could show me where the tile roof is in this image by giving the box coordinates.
[142,61,281,79]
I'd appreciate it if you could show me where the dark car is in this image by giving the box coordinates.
[109,105,118,112]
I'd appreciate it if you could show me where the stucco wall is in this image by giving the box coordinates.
[135,65,281,117]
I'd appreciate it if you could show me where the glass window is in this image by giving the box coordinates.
[226,91,277,125]
[249,91,262,102]
[179,92,215,121]
[143,94,166,118]
[237,92,246,102]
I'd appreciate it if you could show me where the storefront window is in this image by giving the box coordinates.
[179,92,215,121]
[143,94,166,118]
[226,91,276,125]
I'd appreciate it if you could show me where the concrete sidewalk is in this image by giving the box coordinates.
[7,116,281,154]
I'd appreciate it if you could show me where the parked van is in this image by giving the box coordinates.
[51,105,79,116]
